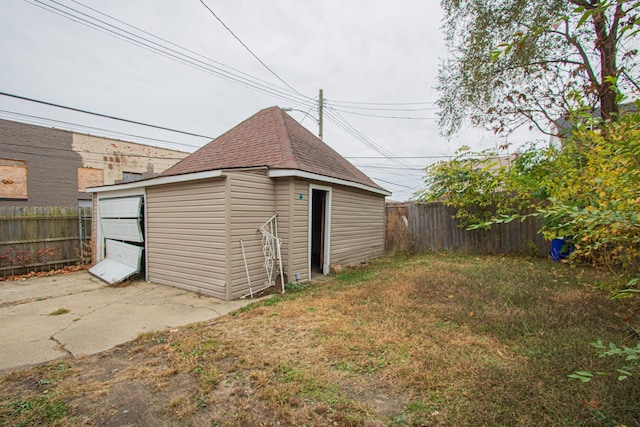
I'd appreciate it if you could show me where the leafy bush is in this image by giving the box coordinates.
[417,108,640,277]
[570,340,640,382]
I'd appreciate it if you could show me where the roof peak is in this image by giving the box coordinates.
[160,107,386,193]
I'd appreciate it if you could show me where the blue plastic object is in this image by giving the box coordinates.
[551,238,573,261]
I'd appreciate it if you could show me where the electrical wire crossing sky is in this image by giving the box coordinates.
[0,0,539,200]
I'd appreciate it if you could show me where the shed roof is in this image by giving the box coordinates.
[161,107,387,192]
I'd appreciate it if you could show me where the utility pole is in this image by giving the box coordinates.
[318,88,323,141]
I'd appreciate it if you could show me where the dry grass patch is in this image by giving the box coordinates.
[0,253,638,426]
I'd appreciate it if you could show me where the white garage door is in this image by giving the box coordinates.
[89,196,144,284]
[89,240,143,284]
[98,197,143,242]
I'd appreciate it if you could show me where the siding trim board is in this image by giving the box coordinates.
[270,169,391,196]
[87,170,223,193]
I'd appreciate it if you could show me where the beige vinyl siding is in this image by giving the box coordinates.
[227,171,276,299]
[146,178,227,299]
[329,185,385,267]
[291,179,309,282]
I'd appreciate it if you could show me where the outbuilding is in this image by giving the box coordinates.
[87,107,390,300]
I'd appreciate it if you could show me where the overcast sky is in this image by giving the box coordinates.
[0,0,542,200]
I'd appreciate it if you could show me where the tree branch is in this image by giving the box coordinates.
[562,18,601,89]
[621,69,640,91]
[568,0,599,9]
[498,59,585,73]
[611,2,623,44]
[518,109,558,136]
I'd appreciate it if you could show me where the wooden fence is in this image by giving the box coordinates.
[0,206,92,278]
[386,202,412,253]
[387,202,548,256]
[1,202,547,278]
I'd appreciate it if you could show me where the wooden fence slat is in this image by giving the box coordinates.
[389,202,547,256]
[0,206,92,277]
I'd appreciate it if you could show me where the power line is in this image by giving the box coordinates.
[325,111,397,160]
[324,98,438,120]
[287,100,422,180]
[325,100,438,112]
[19,1,441,145]
[0,110,200,150]
[357,172,422,182]
[346,156,452,159]
[30,0,442,123]
[283,105,318,125]
[326,99,436,106]
[26,0,315,108]
[1,142,186,161]
[66,0,297,99]
[0,110,422,194]
[0,91,214,139]
[367,176,416,189]
[353,164,425,171]
[14,1,445,184]
[324,108,418,174]
[329,109,436,120]
[360,171,425,182]
[21,0,445,148]
[41,0,312,105]
[198,0,304,97]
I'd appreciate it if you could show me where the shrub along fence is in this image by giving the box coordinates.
[387,202,548,256]
[0,206,92,278]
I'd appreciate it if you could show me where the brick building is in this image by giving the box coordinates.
[0,119,189,207]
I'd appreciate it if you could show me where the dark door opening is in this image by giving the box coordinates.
[311,189,327,277]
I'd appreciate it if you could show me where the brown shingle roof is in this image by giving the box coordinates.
[161,107,387,192]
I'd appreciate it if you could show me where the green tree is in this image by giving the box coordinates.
[438,0,640,137]
[428,0,640,271]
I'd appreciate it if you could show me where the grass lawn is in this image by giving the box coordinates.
[1,253,638,426]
